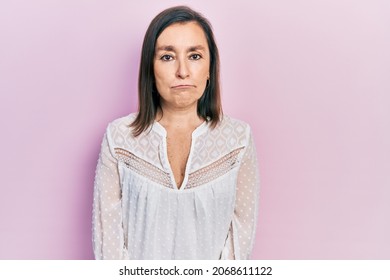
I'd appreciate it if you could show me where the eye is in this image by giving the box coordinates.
[189,54,202,60]
[160,54,173,61]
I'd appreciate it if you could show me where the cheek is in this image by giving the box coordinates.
[154,65,172,85]
[153,69,165,89]
[154,72,172,97]
[197,62,210,78]
[154,76,164,94]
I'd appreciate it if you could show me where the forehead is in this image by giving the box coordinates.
[156,21,208,49]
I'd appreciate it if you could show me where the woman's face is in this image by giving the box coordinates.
[154,21,210,111]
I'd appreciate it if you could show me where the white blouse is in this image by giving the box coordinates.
[92,113,260,260]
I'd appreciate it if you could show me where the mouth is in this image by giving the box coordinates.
[171,84,195,89]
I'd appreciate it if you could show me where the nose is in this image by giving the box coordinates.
[176,57,189,79]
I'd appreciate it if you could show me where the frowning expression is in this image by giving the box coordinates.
[154,21,210,110]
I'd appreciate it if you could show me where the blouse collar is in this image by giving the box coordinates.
[152,119,209,138]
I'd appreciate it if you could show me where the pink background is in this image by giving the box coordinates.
[1,0,389,259]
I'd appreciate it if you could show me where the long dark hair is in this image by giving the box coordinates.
[130,6,222,136]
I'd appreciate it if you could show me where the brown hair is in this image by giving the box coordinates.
[130,6,222,136]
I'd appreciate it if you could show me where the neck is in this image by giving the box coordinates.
[156,104,203,129]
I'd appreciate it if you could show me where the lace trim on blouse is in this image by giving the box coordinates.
[115,148,173,188]
[186,147,244,189]
[115,146,244,190]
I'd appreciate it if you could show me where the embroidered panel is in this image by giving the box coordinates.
[110,121,162,165]
[186,147,244,189]
[115,148,173,189]
[190,117,248,170]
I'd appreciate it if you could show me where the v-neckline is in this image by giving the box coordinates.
[152,120,208,190]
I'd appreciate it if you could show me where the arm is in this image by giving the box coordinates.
[92,130,128,259]
[221,129,260,259]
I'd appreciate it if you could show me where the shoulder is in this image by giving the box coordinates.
[102,113,138,148]
[220,115,250,128]
[107,112,137,128]
[204,114,252,150]
[216,114,252,138]
[105,113,137,134]
[217,116,257,161]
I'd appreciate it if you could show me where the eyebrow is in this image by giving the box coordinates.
[156,45,206,52]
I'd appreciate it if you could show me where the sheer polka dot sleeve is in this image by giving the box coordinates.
[221,129,260,259]
[92,131,128,260]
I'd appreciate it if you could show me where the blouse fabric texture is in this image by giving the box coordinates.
[92,113,260,260]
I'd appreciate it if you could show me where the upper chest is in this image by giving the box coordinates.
[165,127,193,164]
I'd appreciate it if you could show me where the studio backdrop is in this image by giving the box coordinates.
[0,0,389,259]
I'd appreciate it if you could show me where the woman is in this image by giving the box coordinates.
[92,6,259,260]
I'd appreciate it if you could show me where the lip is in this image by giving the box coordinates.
[171,84,195,89]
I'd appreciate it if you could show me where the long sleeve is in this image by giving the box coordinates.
[221,129,260,259]
[92,130,128,259]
